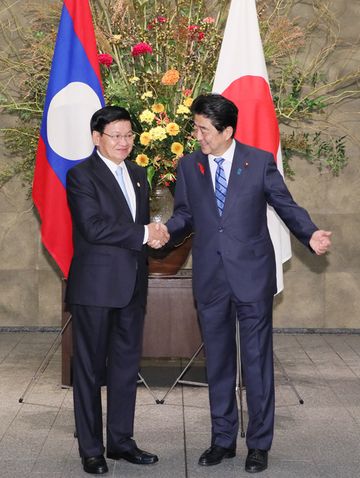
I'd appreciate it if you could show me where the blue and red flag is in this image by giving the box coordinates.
[32,0,104,278]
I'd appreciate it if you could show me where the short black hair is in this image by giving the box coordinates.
[191,94,238,137]
[90,106,133,133]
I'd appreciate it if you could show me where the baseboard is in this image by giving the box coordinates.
[1,326,360,335]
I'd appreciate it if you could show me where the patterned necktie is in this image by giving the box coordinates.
[115,165,132,214]
[214,157,227,215]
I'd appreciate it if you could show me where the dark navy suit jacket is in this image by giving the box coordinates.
[65,152,149,309]
[167,141,318,304]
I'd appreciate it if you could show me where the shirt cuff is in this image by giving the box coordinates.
[143,225,149,244]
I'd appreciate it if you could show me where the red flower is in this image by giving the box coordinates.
[183,88,193,97]
[155,16,167,23]
[197,162,205,175]
[131,42,153,57]
[98,53,113,67]
[202,17,215,24]
[187,25,205,42]
[147,16,167,30]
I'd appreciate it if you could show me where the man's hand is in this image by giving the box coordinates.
[309,230,332,255]
[147,222,170,249]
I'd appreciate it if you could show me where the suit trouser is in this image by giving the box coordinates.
[196,266,274,451]
[70,294,145,458]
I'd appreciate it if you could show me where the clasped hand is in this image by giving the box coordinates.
[147,222,170,249]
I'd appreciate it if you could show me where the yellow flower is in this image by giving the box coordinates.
[171,142,184,156]
[129,75,140,84]
[141,91,153,99]
[166,122,180,136]
[183,97,193,107]
[161,69,180,85]
[152,103,165,113]
[139,132,151,146]
[176,104,191,115]
[149,126,167,141]
[139,109,155,124]
[135,154,150,167]
[112,34,122,44]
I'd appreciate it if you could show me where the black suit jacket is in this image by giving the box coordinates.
[65,152,149,308]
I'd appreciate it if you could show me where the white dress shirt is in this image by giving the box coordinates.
[97,150,148,243]
[208,139,236,190]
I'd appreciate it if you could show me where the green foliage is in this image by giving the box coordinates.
[0,1,60,189]
[0,0,358,191]
[259,0,359,179]
[282,131,347,178]
[0,127,38,191]
[94,0,225,187]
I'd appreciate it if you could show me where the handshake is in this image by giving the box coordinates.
[147,222,170,249]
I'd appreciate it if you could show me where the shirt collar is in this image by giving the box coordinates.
[208,139,236,164]
[96,149,125,174]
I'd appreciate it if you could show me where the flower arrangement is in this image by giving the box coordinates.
[0,0,358,191]
[94,0,225,188]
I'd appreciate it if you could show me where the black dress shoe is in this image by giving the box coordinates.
[107,446,158,465]
[82,455,108,474]
[245,449,268,473]
[198,445,236,466]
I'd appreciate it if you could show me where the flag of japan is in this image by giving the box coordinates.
[213,0,292,293]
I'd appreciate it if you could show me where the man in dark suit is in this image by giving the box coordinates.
[66,106,168,474]
[166,94,331,473]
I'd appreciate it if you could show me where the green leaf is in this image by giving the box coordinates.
[147,165,155,188]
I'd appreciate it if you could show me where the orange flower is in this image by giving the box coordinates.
[135,154,150,167]
[171,142,184,156]
[161,69,180,85]
[166,122,180,136]
[152,103,165,113]
[140,132,151,146]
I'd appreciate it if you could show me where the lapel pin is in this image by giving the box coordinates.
[244,161,249,167]
[137,182,141,187]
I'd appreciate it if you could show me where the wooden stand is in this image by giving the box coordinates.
[61,271,202,387]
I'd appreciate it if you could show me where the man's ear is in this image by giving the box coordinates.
[224,126,234,141]
[92,131,100,146]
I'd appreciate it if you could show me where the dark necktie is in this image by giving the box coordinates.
[214,157,227,215]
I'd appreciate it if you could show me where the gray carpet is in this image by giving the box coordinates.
[1,332,360,477]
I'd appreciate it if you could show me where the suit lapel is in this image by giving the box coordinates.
[196,144,248,219]
[125,159,143,223]
[90,153,133,221]
[222,142,249,219]
[195,153,219,215]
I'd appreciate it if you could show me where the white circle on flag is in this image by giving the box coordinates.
[47,82,102,160]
